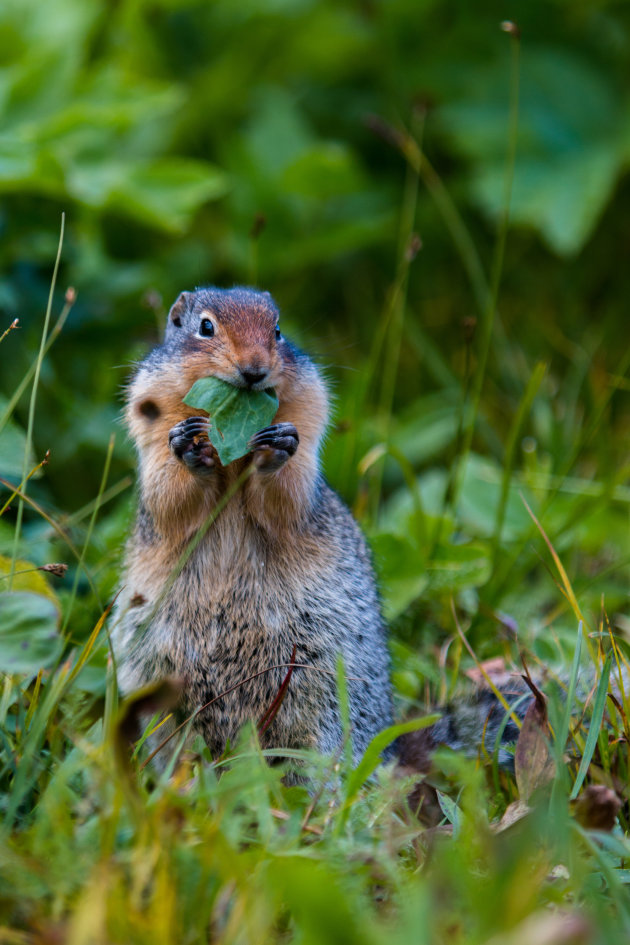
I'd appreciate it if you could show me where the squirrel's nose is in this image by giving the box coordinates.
[240,368,269,388]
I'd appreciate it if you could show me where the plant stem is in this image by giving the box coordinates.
[448,31,521,522]
[8,214,65,588]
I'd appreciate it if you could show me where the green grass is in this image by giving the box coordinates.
[0,637,629,944]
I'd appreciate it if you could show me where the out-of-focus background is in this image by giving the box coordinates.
[1,0,629,673]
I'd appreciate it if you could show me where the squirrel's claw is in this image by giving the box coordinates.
[168,416,209,447]
[249,422,299,471]
[169,416,216,472]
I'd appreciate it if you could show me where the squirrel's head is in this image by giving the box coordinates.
[165,286,297,393]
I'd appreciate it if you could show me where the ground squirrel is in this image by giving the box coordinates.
[113,287,393,764]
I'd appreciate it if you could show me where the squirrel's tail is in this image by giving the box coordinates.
[398,679,532,773]
[396,678,536,822]
[396,665,627,822]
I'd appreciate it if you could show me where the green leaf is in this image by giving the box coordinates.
[390,390,461,464]
[0,555,60,608]
[570,652,612,800]
[370,532,428,621]
[372,531,492,619]
[436,789,463,836]
[0,590,61,674]
[106,158,230,233]
[183,376,279,466]
[458,454,533,541]
[425,541,492,593]
[440,47,628,255]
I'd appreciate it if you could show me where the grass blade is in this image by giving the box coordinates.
[570,651,612,800]
[558,621,584,753]
[60,433,115,636]
[492,360,546,557]
[0,289,74,436]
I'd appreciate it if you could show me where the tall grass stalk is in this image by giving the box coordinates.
[491,359,546,559]
[570,652,612,799]
[0,454,50,518]
[60,434,115,636]
[64,475,133,528]
[400,143,490,320]
[8,214,65,588]
[488,343,630,604]
[339,110,423,506]
[0,287,74,436]
[446,28,521,524]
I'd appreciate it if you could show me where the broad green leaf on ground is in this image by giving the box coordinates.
[0,16,228,233]
[390,390,461,466]
[425,541,492,594]
[371,529,491,619]
[457,454,534,541]
[183,376,279,466]
[103,159,229,233]
[380,455,534,542]
[0,555,60,609]
[370,532,428,621]
[0,590,61,673]
[378,470,450,536]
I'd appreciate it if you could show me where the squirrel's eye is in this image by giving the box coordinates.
[199,318,214,337]
[275,324,281,340]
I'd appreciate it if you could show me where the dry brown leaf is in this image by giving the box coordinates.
[482,910,591,945]
[515,686,555,804]
[494,800,531,833]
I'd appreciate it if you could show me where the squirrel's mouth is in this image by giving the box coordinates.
[237,367,271,390]
[213,369,277,392]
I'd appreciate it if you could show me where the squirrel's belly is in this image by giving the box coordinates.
[115,512,391,757]
[117,591,335,756]
[117,554,327,684]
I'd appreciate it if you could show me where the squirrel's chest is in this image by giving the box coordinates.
[143,519,305,659]
[178,514,288,611]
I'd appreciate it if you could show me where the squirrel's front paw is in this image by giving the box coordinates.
[168,417,217,472]
[248,423,299,471]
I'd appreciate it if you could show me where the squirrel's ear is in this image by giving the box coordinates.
[168,291,191,328]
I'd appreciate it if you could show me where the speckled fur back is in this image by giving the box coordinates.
[112,287,393,764]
